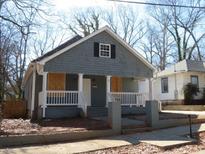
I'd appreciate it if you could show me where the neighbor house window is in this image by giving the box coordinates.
[161,77,168,93]
[99,43,111,58]
[191,75,198,87]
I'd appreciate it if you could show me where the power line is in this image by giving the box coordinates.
[107,0,205,9]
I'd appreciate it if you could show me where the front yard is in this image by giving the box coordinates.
[86,131,205,154]
[0,118,110,136]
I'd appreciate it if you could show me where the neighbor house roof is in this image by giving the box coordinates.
[155,59,205,77]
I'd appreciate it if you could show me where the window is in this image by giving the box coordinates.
[191,75,198,87]
[99,43,111,58]
[161,77,168,93]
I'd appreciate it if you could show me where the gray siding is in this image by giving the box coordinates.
[33,73,42,119]
[65,74,78,90]
[122,78,138,92]
[45,106,81,118]
[24,73,33,115]
[44,31,153,78]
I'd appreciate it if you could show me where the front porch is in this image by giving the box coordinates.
[39,72,151,118]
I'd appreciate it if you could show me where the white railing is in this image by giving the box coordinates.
[109,92,149,107]
[46,90,79,106]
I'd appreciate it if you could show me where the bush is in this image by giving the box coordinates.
[183,83,199,105]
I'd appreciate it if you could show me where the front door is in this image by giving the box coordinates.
[83,79,91,106]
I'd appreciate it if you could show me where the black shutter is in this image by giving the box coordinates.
[111,44,116,59]
[94,42,99,57]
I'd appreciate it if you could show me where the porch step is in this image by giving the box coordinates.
[87,107,108,117]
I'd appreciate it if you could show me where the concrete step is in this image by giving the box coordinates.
[122,123,148,129]
[122,126,153,134]
[87,107,108,117]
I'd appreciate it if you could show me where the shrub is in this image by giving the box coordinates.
[183,83,199,105]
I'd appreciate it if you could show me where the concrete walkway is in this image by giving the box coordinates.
[0,123,205,154]
[192,150,205,154]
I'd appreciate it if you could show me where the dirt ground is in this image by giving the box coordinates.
[0,118,110,136]
[85,132,205,154]
[86,131,205,154]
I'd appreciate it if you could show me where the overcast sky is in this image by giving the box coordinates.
[52,0,144,10]
[52,0,147,18]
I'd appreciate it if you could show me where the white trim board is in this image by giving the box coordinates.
[37,26,155,71]
[31,65,36,116]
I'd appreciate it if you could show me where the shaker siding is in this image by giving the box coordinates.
[44,31,152,78]
[24,73,33,115]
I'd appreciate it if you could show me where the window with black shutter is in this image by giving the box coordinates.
[111,44,116,59]
[99,43,111,58]
[94,42,99,57]
[94,42,116,59]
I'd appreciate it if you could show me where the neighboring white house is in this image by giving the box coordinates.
[151,59,205,101]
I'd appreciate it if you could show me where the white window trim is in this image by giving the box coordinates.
[99,43,111,58]
[161,77,168,93]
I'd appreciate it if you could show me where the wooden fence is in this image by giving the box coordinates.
[2,100,27,118]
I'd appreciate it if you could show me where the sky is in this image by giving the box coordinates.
[52,0,146,17]
[53,0,116,10]
[53,0,144,10]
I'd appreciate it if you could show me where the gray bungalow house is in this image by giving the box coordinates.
[23,26,155,119]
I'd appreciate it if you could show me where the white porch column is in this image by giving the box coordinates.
[148,78,152,100]
[106,75,111,107]
[42,72,48,118]
[78,73,83,108]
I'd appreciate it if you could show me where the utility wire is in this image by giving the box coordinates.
[107,0,205,9]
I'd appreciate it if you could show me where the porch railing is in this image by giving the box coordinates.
[109,92,149,107]
[46,90,78,106]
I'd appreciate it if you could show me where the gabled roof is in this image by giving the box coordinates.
[34,26,155,71]
[155,59,205,77]
[33,35,82,62]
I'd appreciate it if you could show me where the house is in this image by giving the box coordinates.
[22,26,155,119]
[152,59,205,102]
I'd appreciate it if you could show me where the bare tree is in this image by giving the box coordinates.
[0,0,51,100]
[149,0,205,61]
[62,8,101,37]
[104,5,146,47]
[140,24,156,65]
[32,25,69,57]
[141,22,174,70]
